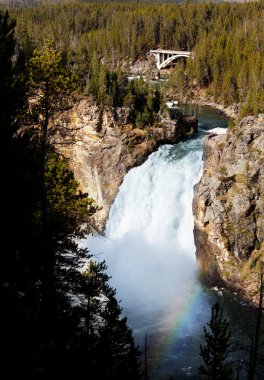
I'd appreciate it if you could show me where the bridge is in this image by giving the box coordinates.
[150,49,192,70]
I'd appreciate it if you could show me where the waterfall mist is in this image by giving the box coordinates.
[85,108,231,378]
[87,138,203,318]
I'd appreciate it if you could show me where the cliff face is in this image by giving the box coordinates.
[57,97,196,230]
[193,114,264,301]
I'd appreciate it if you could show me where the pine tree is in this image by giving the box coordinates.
[1,11,29,380]
[98,287,141,380]
[28,40,78,230]
[198,302,233,380]
[76,260,141,380]
[0,11,27,134]
[27,41,79,328]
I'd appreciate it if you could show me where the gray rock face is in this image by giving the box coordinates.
[129,54,159,79]
[57,97,196,231]
[193,114,264,299]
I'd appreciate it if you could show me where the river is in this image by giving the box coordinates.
[86,106,257,379]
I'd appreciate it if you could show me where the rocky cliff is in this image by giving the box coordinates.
[57,97,197,231]
[193,114,264,302]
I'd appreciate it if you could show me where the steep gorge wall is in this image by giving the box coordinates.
[57,97,197,230]
[193,114,264,302]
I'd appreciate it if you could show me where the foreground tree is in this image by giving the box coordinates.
[0,10,27,139]
[1,14,141,379]
[26,41,81,340]
[198,302,233,380]
[75,260,141,380]
[28,40,77,229]
[1,12,29,379]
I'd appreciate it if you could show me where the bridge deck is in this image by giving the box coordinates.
[150,49,192,70]
[150,49,191,55]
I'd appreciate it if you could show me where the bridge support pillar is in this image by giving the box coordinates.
[150,49,192,70]
[157,53,160,69]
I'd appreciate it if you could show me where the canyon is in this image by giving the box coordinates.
[58,95,264,303]
[193,114,264,302]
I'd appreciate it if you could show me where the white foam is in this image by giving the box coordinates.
[208,127,227,135]
[166,100,179,109]
[127,75,144,81]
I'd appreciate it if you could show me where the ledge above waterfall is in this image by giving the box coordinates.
[55,97,198,231]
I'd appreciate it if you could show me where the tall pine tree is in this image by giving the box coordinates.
[198,302,233,380]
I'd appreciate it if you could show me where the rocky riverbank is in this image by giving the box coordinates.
[193,114,264,304]
[57,97,197,231]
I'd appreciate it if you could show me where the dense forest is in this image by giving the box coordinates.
[1,0,263,116]
[1,10,141,380]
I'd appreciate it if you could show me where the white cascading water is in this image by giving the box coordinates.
[87,138,208,375]
[108,140,202,302]
[88,139,203,309]
[86,109,230,378]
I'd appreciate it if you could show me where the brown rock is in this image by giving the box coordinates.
[56,97,197,231]
[193,114,264,303]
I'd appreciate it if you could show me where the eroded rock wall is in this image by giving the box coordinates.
[193,114,264,301]
[57,97,196,230]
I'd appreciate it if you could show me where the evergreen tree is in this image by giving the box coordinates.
[1,12,140,380]
[0,10,27,138]
[7,0,264,117]
[1,27,95,379]
[27,41,80,332]
[1,11,29,380]
[74,260,141,380]
[198,302,233,380]
[28,39,78,230]
[98,287,141,380]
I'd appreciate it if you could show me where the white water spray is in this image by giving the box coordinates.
[88,138,203,313]
[84,107,232,378]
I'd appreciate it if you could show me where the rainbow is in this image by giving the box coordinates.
[146,284,204,378]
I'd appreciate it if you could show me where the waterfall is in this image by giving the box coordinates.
[88,137,204,315]
[86,107,231,378]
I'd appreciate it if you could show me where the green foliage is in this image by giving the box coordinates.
[228,119,235,132]
[85,60,162,126]
[0,10,28,137]
[87,60,127,107]
[240,249,264,281]
[45,152,96,222]
[29,40,77,127]
[5,1,263,115]
[0,10,29,326]
[28,40,79,240]
[2,13,140,380]
[198,302,233,380]
[129,80,162,127]
[75,260,141,380]
[97,287,141,380]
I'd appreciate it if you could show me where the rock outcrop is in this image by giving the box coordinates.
[129,53,159,79]
[57,97,197,231]
[193,114,264,302]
